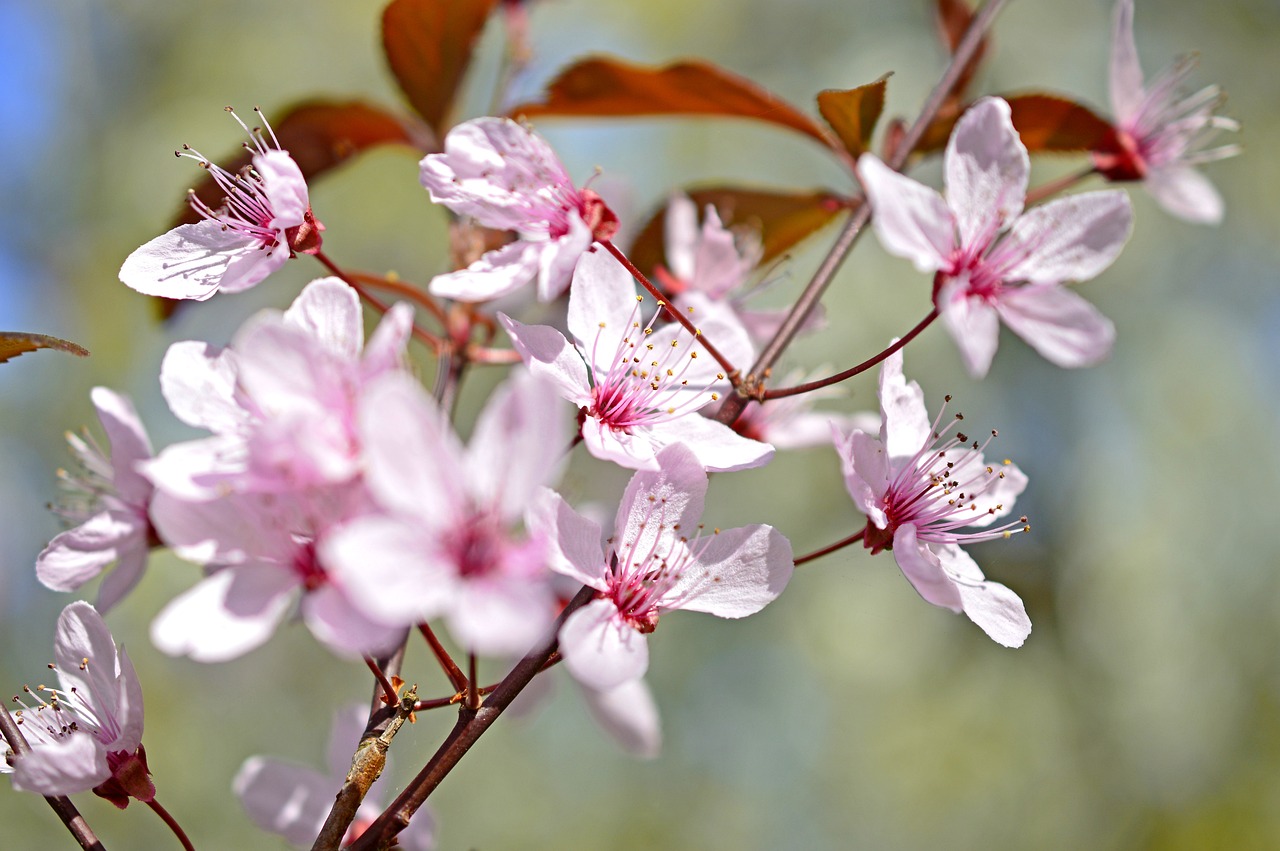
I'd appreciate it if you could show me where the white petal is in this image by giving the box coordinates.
[447,578,555,657]
[566,248,643,357]
[301,585,405,659]
[579,678,662,759]
[1109,0,1146,121]
[945,98,1029,244]
[499,315,593,406]
[667,525,793,618]
[938,276,1001,378]
[1145,165,1225,225]
[890,525,964,612]
[119,221,257,301]
[150,565,297,662]
[361,301,415,379]
[536,214,592,301]
[91,387,153,505]
[614,443,708,561]
[527,487,608,589]
[559,599,649,691]
[429,239,545,303]
[664,194,699,281]
[833,425,888,528]
[11,734,110,797]
[646,414,775,473]
[159,341,244,433]
[996,285,1116,369]
[256,149,309,230]
[36,511,144,593]
[938,545,1032,647]
[282,277,364,358]
[998,191,1133,284]
[233,756,334,846]
[54,602,124,720]
[858,154,954,273]
[876,348,931,464]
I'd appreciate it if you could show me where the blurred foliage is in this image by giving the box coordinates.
[1,0,1278,848]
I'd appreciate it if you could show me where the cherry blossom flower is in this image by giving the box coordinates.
[144,277,413,500]
[148,485,403,662]
[658,194,817,343]
[120,107,321,301]
[858,97,1133,378]
[1093,0,1240,224]
[321,369,567,657]
[37,388,156,613]
[2,602,153,806]
[234,704,435,849]
[529,443,794,691]
[501,249,772,472]
[832,349,1031,647]
[419,117,617,302]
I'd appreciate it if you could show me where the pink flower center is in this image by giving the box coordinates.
[866,398,1029,554]
[446,512,507,579]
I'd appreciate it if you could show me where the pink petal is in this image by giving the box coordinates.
[429,239,545,303]
[998,190,1132,284]
[282,277,364,359]
[890,525,964,612]
[112,647,146,752]
[645,414,775,473]
[142,435,247,501]
[301,584,405,659]
[499,315,593,406]
[448,577,555,657]
[566,248,643,358]
[216,239,291,294]
[11,734,110,797]
[527,488,608,589]
[1145,165,1225,225]
[233,756,334,846]
[150,564,297,662]
[935,544,1031,647]
[536,214,593,301]
[664,193,699,281]
[358,372,466,518]
[945,97,1029,245]
[996,284,1116,369]
[667,525,793,618]
[559,598,649,691]
[614,443,708,560]
[833,425,888,528]
[858,154,954,273]
[579,678,662,759]
[36,511,145,593]
[321,515,457,627]
[256,149,309,230]
[119,221,260,301]
[361,301,415,379]
[876,349,932,464]
[95,534,150,614]
[159,341,244,433]
[582,418,662,470]
[91,387,153,505]
[1109,0,1145,121]
[467,371,569,522]
[938,275,1002,378]
[54,602,124,720]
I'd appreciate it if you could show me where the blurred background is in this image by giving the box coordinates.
[1,0,1277,847]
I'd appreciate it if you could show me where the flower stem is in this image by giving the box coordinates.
[347,271,449,328]
[795,528,867,566]
[599,239,742,385]
[146,797,196,851]
[0,705,107,850]
[418,623,469,694]
[347,585,598,851]
[1024,165,1098,207]
[363,656,402,706]
[714,0,1010,425]
[312,250,445,354]
[762,308,937,401]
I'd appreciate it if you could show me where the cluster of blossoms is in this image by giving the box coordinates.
[5,0,1238,847]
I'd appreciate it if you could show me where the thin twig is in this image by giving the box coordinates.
[1024,165,1097,207]
[418,624,469,694]
[795,528,867,566]
[146,798,196,851]
[714,0,1011,425]
[363,656,402,706]
[0,704,106,851]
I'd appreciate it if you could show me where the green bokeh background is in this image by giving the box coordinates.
[1,1,1277,848]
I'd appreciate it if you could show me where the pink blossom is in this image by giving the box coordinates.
[858,97,1133,378]
[37,388,156,612]
[580,678,662,760]
[420,117,617,302]
[500,249,772,472]
[144,277,413,500]
[832,349,1031,647]
[321,370,567,657]
[2,602,153,806]
[120,108,321,301]
[1094,0,1240,224]
[147,485,403,662]
[234,704,435,849]
[659,194,816,343]
[529,442,794,691]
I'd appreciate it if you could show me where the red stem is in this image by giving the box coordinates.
[418,624,469,694]
[1024,166,1098,207]
[146,797,196,851]
[794,528,867,566]
[762,308,937,401]
[599,239,741,384]
[363,656,402,706]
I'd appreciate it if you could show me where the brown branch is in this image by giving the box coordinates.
[714,0,1011,425]
[348,585,597,851]
[309,685,419,851]
[0,704,107,850]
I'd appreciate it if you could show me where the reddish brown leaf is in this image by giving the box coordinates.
[0,331,89,364]
[509,57,833,148]
[911,101,965,157]
[1006,93,1114,152]
[382,0,500,135]
[627,188,854,276]
[817,75,890,159]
